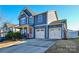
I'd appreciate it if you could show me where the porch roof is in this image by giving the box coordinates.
[15,25,30,29]
[6,24,16,28]
[49,20,67,25]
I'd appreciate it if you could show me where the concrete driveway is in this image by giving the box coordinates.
[0,39,55,53]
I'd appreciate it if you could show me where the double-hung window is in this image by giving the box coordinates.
[20,17,27,25]
[37,14,43,23]
[29,16,33,25]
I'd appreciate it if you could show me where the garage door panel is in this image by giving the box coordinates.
[35,28,45,39]
[49,27,61,39]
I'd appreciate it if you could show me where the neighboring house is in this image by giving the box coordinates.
[5,24,20,32]
[18,7,67,39]
[0,24,20,37]
[67,29,79,39]
[0,30,4,37]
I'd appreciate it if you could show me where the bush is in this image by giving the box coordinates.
[5,31,21,41]
[5,31,13,40]
[14,32,22,40]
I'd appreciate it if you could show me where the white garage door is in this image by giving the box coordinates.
[49,27,62,39]
[35,28,45,39]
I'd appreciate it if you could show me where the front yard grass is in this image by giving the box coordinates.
[46,39,79,53]
[75,38,79,44]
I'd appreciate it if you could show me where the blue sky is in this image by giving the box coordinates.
[0,5,79,30]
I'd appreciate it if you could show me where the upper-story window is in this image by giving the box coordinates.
[34,13,47,25]
[20,17,27,25]
[37,14,43,23]
[29,16,33,25]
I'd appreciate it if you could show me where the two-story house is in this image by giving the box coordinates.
[18,7,67,40]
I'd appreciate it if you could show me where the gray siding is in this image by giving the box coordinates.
[34,13,47,25]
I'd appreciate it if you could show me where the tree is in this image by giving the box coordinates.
[5,31,14,41]
[0,16,12,30]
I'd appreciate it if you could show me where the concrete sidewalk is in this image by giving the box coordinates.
[0,41,26,48]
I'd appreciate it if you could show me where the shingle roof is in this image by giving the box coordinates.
[18,7,56,19]
[23,7,37,16]
[18,7,38,20]
[6,24,16,28]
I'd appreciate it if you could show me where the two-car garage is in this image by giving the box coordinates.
[35,25,63,39]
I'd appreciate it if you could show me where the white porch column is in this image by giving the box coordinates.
[27,16,29,34]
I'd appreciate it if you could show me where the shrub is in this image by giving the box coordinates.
[5,31,21,41]
[14,32,22,40]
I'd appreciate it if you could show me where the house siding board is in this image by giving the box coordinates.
[47,11,58,24]
[34,13,47,25]
[45,26,47,39]
[46,25,49,39]
[60,23,64,38]
[62,25,64,38]
[61,24,65,39]
[33,27,35,38]
[62,22,67,39]
[35,26,45,29]
[31,26,35,39]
